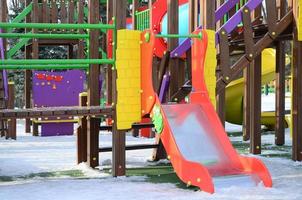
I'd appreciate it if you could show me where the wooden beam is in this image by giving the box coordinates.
[167,0,180,99]
[201,0,216,29]
[292,20,302,161]
[186,0,198,80]
[152,0,180,161]
[0,106,112,119]
[27,0,39,134]
[249,55,262,154]
[132,0,139,30]
[77,0,85,59]
[149,0,156,29]
[87,0,100,168]
[25,0,32,132]
[275,0,287,146]
[242,6,255,141]
[130,0,140,138]
[7,83,16,140]
[112,0,127,177]
[77,93,88,164]
[243,64,251,141]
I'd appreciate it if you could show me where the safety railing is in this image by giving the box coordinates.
[0,21,117,70]
[135,9,150,31]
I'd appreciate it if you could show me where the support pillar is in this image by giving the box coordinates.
[77,93,87,164]
[292,24,302,161]
[249,55,262,154]
[112,0,127,176]
[167,0,180,99]
[87,0,100,168]
[275,0,286,146]
[275,41,285,145]
[7,82,16,140]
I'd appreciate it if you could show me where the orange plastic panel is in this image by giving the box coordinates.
[140,30,156,116]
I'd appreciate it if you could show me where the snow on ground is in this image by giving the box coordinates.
[0,94,301,200]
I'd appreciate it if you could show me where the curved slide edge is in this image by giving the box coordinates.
[239,156,273,187]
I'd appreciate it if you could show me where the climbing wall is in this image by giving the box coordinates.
[116,30,142,130]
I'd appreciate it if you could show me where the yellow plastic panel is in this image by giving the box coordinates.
[297,0,302,41]
[116,30,142,130]
[204,30,217,107]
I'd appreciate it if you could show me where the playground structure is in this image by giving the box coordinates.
[0,0,302,193]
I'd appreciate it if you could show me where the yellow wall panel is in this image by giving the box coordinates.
[116,30,142,130]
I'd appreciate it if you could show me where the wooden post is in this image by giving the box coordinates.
[201,0,216,29]
[32,122,39,136]
[243,64,251,141]
[152,0,180,161]
[77,0,85,59]
[186,0,198,80]
[249,55,262,154]
[77,93,88,164]
[112,0,127,177]
[275,0,286,146]
[132,0,139,30]
[149,0,156,29]
[275,41,286,145]
[26,0,39,134]
[87,0,100,168]
[7,82,16,140]
[292,0,302,161]
[131,0,139,137]
[167,0,179,99]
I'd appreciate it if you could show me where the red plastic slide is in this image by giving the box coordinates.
[140,29,272,193]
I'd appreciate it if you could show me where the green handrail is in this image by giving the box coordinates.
[1,65,89,70]
[0,59,115,66]
[156,33,203,39]
[0,33,90,39]
[0,23,114,30]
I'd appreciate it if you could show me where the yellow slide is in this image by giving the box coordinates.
[225,48,289,128]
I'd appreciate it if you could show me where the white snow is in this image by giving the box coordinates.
[1,94,302,200]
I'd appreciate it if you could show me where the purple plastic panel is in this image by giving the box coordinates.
[99,74,104,96]
[32,70,86,136]
[41,123,74,137]
[159,73,170,103]
[171,26,202,58]
[215,0,240,22]
[0,29,8,100]
[216,0,264,43]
